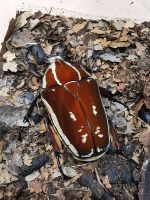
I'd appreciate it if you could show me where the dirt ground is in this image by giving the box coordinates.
[0,11,150,200]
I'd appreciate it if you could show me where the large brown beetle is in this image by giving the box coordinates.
[23,43,131,178]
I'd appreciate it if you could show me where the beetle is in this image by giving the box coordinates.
[23,43,127,178]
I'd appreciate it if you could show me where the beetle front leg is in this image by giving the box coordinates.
[44,117,70,179]
[99,86,129,110]
[24,93,41,123]
[23,43,49,79]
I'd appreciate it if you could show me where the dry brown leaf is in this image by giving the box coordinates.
[119,35,129,42]
[15,11,32,31]
[133,97,144,115]
[118,83,127,91]
[29,180,43,193]
[136,127,150,153]
[109,41,130,48]
[41,168,50,180]
[72,22,86,33]
[91,27,106,34]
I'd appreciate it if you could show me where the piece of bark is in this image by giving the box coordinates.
[79,174,113,200]
[20,154,49,177]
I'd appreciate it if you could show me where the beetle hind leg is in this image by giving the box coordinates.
[44,117,70,179]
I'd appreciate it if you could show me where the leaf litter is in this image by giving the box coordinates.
[0,12,150,200]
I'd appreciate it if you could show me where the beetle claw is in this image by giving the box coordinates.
[23,115,30,123]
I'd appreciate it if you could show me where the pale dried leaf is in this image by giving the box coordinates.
[29,19,40,30]
[124,20,135,29]
[91,27,106,34]
[15,11,32,30]
[109,41,130,48]
[3,61,18,72]
[100,53,121,62]
[3,51,16,62]
[72,22,86,33]
[25,171,40,182]
[23,154,33,166]
[101,175,112,189]
[62,166,77,177]
[135,42,146,56]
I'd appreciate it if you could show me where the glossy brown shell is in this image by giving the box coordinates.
[41,59,110,161]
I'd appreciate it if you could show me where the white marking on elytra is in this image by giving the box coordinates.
[92,105,98,115]
[81,149,94,157]
[97,147,103,153]
[41,96,79,156]
[95,126,101,135]
[69,112,77,121]
[87,79,91,82]
[51,89,55,92]
[81,134,88,143]
[98,134,103,138]
[78,125,84,133]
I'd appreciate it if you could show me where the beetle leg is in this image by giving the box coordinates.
[99,86,129,110]
[108,118,138,165]
[108,118,120,152]
[23,43,49,79]
[24,94,41,123]
[44,117,70,179]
